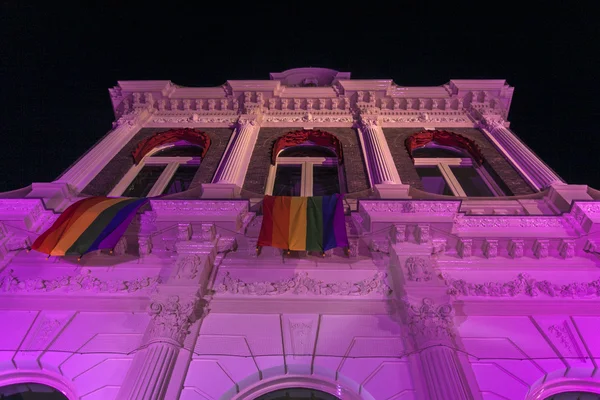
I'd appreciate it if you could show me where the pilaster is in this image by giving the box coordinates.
[357,116,410,199]
[478,118,563,191]
[204,115,261,198]
[55,108,153,194]
[118,227,218,400]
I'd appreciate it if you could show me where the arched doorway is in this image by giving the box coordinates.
[255,387,340,400]
[0,382,68,399]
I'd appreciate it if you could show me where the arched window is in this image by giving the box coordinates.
[109,129,210,197]
[0,382,68,399]
[406,130,504,197]
[266,130,344,197]
[544,392,600,399]
[255,388,340,400]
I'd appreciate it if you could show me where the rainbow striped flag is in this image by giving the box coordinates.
[258,194,348,252]
[31,197,148,256]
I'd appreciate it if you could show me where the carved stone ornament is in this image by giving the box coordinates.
[483,239,498,259]
[216,271,391,296]
[533,239,549,259]
[442,273,600,298]
[148,295,203,344]
[0,269,160,294]
[508,239,524,258]
[360,201,460,215]
[175,254,203,280]
[559,239,575,259]
[289,320,313,359]
[405,257,431,282]
[415,224,430,244]
[177,223,192,241]
[404,298,455,344]
[432,239,447,256]
[454,215,564,230]
[548,321,586,362]
[457,239,472,258]
[392,224,406,243]
[370,239,390,254]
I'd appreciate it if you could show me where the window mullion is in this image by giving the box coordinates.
[109,162,145,197]
[303,162,313,197]
[148,163,179,197]
[439,164,467,197]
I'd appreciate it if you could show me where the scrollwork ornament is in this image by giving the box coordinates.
[148,295,203,345]
[404,298,455,345]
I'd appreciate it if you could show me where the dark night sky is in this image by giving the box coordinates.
[1,4,598,193]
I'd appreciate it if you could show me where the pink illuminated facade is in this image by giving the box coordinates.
[2,68,600,399]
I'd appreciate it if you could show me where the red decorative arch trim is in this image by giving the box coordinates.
[271,129,343,164]
[131,128,211,164]
[405,130,484,165]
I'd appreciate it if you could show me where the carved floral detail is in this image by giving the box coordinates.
[458,239,472,258]
[483,239,498,259]
[360,201,460,215]
[392,224,406,243]
[533,239,549,259]
[405,257,431,282]
[175,254,202,280]
[148,295,202,344]
[404,298,455,344]
[432,239,447,255]
[559,239,575,259]
[415,224,430,244]
[216,272,391,296]
[0,269,160,294]
[442,273,600,298]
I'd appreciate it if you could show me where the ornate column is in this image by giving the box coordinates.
[203,115,260,198]
[480,118,563,191]
[358,116,409,198]
[121,293,205,400]
[404,297,475,400]
[119,227,218,400]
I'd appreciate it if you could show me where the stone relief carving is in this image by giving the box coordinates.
[415,224,430,244]
[432,239,447,256]
[177,223,192,241]
[19,315,62,357]
[289,320,313,358]
[508,239,524,258]
[175,254,203,280]
[442,273,600,298]
[559,239,575,259]
[548,321,586,362]
[216,271,391,296]
[370,239,390,254]
[533,239,549,259]
[360,201,460,215]
[404,298,455,343]
[457,239,472,258]
[454,215,564,230]
[483,239,498,259]
[0,269,160,294]
[392,224,406,243]
[405,257,432,282]
[148,295,203,344]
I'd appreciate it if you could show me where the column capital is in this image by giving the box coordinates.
[403,297,455,347]
[359,115,380,128]
[237,113,262,126]
[147,293,207,346]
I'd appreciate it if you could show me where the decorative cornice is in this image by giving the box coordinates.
[215,271,391,297]
[442,273,600,298]
[453,215,564,230]
[0,269,160,295]
[360,201,461,215]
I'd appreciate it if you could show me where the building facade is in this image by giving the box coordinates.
[1,68,600,400]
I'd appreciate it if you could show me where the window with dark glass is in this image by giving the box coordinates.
[269,145,343,197]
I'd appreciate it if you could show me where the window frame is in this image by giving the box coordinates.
[108,145,201,197]
[414,157,504,197]
[266,156,344,197]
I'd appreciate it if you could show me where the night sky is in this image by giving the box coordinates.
[1,4,598,193]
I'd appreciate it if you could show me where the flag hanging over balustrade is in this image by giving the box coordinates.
[258,194,348,252]
[31,197,148,256]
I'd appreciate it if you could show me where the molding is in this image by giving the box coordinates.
[214,271,391,297]
[442,272,600,298]
[0,268,160,295]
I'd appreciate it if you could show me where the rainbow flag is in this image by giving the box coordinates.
[31,197,148,256]
[258,194,348,252]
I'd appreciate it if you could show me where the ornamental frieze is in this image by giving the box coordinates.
[215,271,391,297]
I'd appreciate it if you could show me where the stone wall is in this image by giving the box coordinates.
[242,127,370,195]
[82,127,233,196]
[383,127,535,195]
